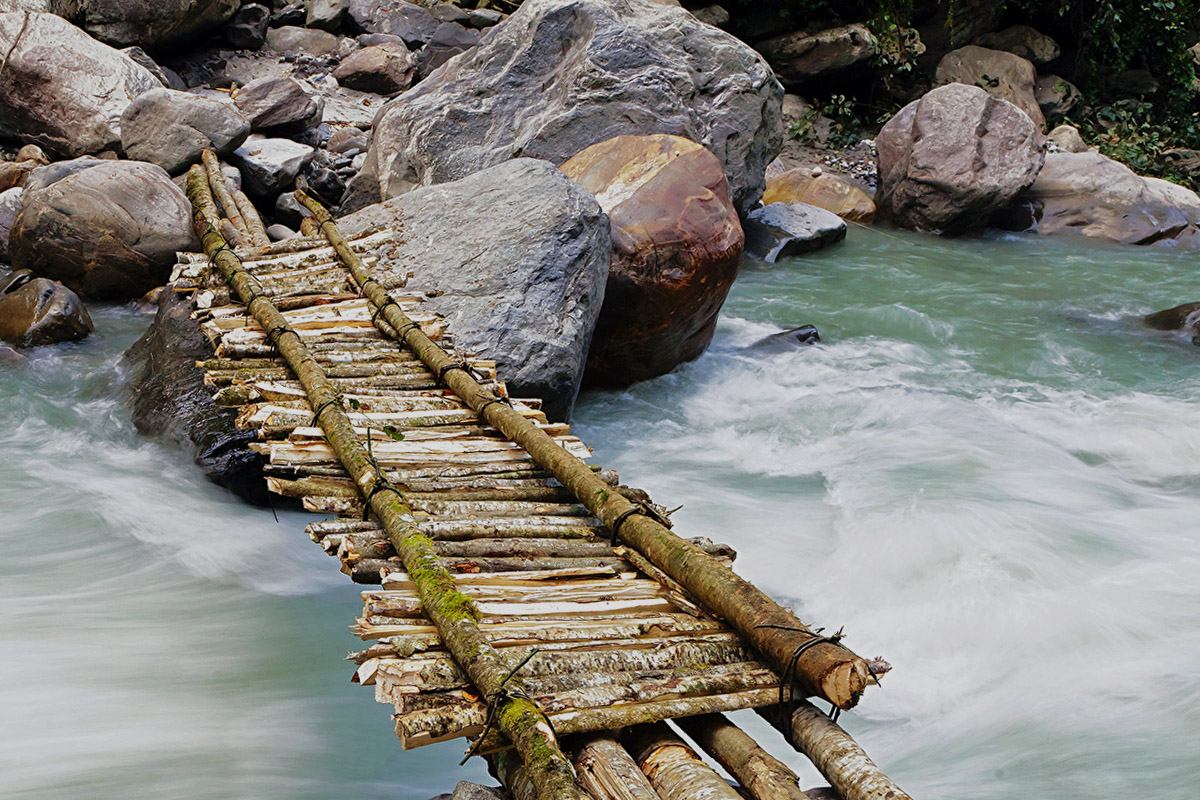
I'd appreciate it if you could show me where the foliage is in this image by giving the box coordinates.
[787,94,866,149]
[1069,100,1200,188]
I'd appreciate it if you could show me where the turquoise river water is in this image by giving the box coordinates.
[2,227,1198,799]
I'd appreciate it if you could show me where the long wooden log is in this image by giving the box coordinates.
[202,150,247,235]
[569,734,659,800]
[758,702,913,800]
[624,722,744,800]
[232,188,270,248]
[676,713,812,800]
[186,164,588,800]
[296,188,876,710]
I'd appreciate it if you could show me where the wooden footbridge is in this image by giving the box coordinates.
[173,152,911,800]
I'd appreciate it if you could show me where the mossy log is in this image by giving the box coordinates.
[295,188,876,711]
[186,163,588,800]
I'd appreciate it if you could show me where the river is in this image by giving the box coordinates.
[2,228,1198,798]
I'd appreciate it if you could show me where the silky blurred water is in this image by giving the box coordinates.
[3,227,1199,799]
[575,229,1200,799]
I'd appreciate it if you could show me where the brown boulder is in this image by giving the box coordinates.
[0,159,38,192]
[935,45,1045,129]
[560,134,743,386]
[0,275,93,347]
[762,167,875,224]
[975,25,1060,66]
[876,83,1045,234]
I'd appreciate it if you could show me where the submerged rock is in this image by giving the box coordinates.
[337,158,610,420]
[0,13,160,157]
[125,290,267,502]
[748,324,821,352]
[743,202,846,261]
[9,159,196,300]
[561,134,742,387]
[354,0,782,214]
[0,275,94,347]
[876,83,1045,234]
[1144,302,1200,342]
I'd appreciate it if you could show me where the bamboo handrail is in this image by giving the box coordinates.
[185,164,588,800]
[293,187,878,712]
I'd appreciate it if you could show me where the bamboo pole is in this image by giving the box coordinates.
[202,151,247,235]
[758,702,913,800]
[184,165,588,800]
[569,734,659,800]
[624,723,744,800]
[676,713,813,800]
[294,188,877,711]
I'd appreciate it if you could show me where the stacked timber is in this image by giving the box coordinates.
[174,155,912,800]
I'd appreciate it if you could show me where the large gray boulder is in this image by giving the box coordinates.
[121,88,250,174]
[338,159,609,420]
[0,13,160,156]
[9,159,195,299]
[53,0,240,49]
[876,83,1045,235]
[354,0,782,214]
[995,151,1200,247]
[233,76,324,136]
[935,45,1045,130]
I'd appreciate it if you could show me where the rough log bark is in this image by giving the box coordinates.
[570,734,659,800]
[186,162,589,800]
[676,713,813,800]
[295,188,876,711]
[625,722,744,800]
[758,702,913,800]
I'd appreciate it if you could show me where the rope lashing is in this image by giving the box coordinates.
[609,501,674,545]
[756,624,847,721]
[459,648,541,765]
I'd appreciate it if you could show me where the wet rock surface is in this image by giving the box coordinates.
[560,134,743,387]
[995,151,1200,247]
[125,289,267,502]
[0,275,93,347]
[743,201,846,261]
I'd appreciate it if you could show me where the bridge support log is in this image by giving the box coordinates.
[676,713,811,800]
[758,702,913,800]
[294,188,879,712]
[625,722,744,800]
[187,162,589,800]
[570,734,659,800]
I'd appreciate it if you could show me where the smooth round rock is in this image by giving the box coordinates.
[0,277,94,347]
